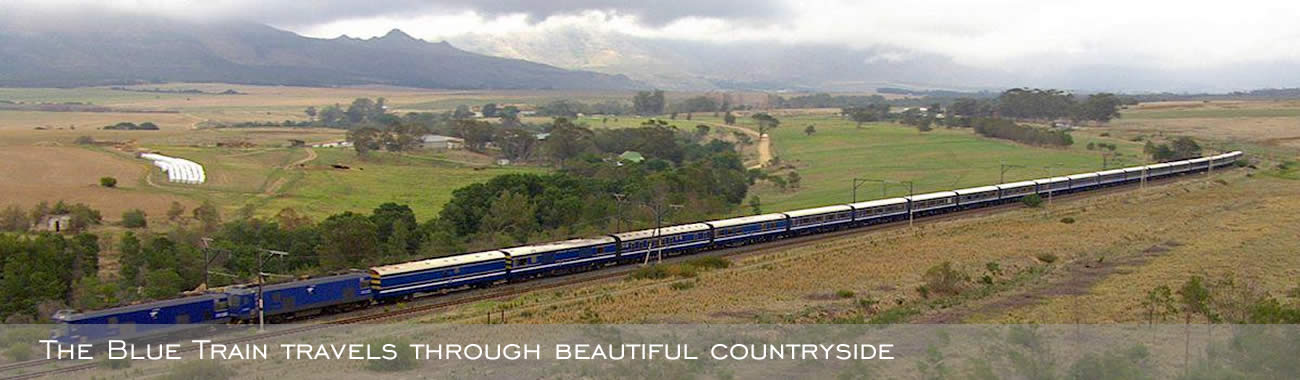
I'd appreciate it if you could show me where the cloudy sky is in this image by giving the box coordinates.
[7,1,1300,89]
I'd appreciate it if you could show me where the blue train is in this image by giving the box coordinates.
[52,152,1243,342]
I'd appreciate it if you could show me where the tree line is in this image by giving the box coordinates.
[972,118,1074,147]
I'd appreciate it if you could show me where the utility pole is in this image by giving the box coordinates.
[256,248,288,332]
[858,178,913,226]
[612,193,627,233]
[642,202,682,265]
[1000,161,1025,184]
[198,238,237,290]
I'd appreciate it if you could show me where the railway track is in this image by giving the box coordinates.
[0,170,1223,379]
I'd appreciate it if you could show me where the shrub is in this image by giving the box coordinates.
[1021,194,1043,208]
[99,176,118,188]
[5,343,32,361]
[101,357,131,369]
[74,136,96,144]
[122,209,147,228]
[1099,132,1111,137]
[630,265,670,280]
[162,359,235,380]
[1036,253,1059,263]
[836,290,856,299]
[1059,217,1075,224]
[363,336,417,372]
[686,256,731,270]
[922,261,969,297]
[670,281,696,291]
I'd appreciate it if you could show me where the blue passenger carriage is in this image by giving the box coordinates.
[503,237,619,279]
[784,205,854,234]
[1034,176,1070,196]
[370,251,508,300]
[52,294,230,344]
[707,213,789,246]
[906,191,958,216]
[994,181,1038,203]
[611,223,712,262]
[1066,173,1100,192]
[227,272,371,322]
[1096,169,1127,186]
[953,186,1000,209]
[847,198,909,224]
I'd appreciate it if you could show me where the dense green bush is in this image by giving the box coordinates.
[1022,194,1043,208]
[122,209,147,228]
[99,176,117,188]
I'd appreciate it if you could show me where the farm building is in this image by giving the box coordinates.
[419,134,464,150]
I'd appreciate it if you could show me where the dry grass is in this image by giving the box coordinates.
[416,171,1297,324]
[0,146,193,220]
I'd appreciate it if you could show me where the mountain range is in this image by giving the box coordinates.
[0,15,640,90]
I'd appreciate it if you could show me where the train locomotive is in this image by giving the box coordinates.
[52,151,1244,343]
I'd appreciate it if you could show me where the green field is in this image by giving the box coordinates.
[260,148,547,220]
[746,115,1147,213]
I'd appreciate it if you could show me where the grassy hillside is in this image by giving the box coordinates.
[746,115,1147,213]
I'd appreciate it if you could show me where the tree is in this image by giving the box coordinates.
[844,107,877,128]
[100,177,117,188]
[480,103,499,118]
[318,212,379,269]
[452,119,495,152]
[499,106,521,127]
[370,203,418,255]
[748,196,762,215]
[304,106,317,121]
[143,269,183,299]
[633,89,666,115]
[192,200,221,233]
[346,98,377,124]
[452,104,474,119]
[1141,285,1177,324]
[274,207,313,231]
[752,113,780,136]
[543,118,594,165]
[346,127,383,156]
[0,206,28,232]
[804,125,816,136]
[1170,137,1202,160]
[118,231,143,284]
[723,112,736,125]
[1178,276,1215,323]
[496,127,538,161]
[694,124,711,138]
[122,209,147,228]
[165,201,185,223]
[1075,93,1123,123]
[786,171,801,189]
[479,191,538,244]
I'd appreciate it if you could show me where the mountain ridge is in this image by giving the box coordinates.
[0,16,643,90]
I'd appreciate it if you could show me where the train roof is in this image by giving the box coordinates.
[226,272,368,294]
[1034,176,1070,184]
[53,294,222,322]
[953,185,999,195]
[370,251,506,276]
[783,205,854,218]
[500,236,617,257]
[611,223,711,241]
[707,213,788,228]
[1188,157,1211,164]
[906,191,957,202]
[1066,173,1099,180]
[1147,162,1173,169]
[1122,166,1146,173]
[1097,169,1126,176]
[847,197,908,209]
[996,180,1037,189]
